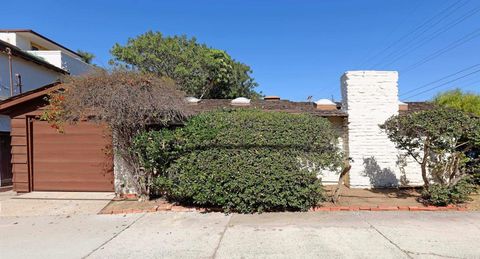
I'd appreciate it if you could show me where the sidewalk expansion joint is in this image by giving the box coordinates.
[82,212,147,258]
[210,214,232,259]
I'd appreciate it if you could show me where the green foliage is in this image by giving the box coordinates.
[434,90,480,184]
[133,109,343,213]
[162,149,325,213]
[110,31,259,99]
[422,179,476,206]
[381,107,480,204]
[434,89,480,116]
[77,49,95,64]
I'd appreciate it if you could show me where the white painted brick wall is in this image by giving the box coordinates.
[341,71,423,188]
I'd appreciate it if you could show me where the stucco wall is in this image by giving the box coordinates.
[0,33,31,50]
[27,51,92,76]
[60,52,92,75]
[0,33,16,46]
[26,51,62,68]
[341,71,423,188]
[0,53,62,132]
[0,53,61,98]
[318,116,346,184]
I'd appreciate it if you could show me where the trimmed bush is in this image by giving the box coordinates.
[134,109,343,213]
[163,149,324,213]
[422,179,476,206]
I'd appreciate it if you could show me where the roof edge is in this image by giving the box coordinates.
[0,39,68,74]
[0,29,81,57]
[0,83,60,113]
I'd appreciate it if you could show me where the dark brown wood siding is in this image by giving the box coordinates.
[10,116,29,192]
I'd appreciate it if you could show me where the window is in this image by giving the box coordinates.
[30,42,46,51]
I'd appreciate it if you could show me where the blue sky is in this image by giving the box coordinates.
[3,0,480,101]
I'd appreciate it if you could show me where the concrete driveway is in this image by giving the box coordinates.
[0,191,114,216]
[1,210,479,259]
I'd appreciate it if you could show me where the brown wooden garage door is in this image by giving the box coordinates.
[32,121,114,191]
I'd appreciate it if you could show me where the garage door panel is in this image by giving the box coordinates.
[33,135,109,145]
[33,123,110,134]
[33,143,108,150]
[33,152,110,163]
[33,181,114,192]
[33,163,113,176]
[34,171,113,182]
[32,121,113,192]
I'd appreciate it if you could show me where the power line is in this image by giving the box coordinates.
[356,1,424,68]
[402,67,480,100]
[378,3,480,68]
[371,0,468,69]
[424,77,480,99]
[362,0,463,69]
[400,63,480,97]
[402,27,480,73]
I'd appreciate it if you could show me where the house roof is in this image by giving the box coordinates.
[0,82,433,118]
[0,29,81,58]
[0,83,60,115]
[0,39,68,74]
[188,99,348,117]
[400,102,435,114]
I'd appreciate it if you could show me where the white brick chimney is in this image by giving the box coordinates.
[341,71,422,188]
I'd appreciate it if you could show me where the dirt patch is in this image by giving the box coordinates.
[322,186,479,210]
[100,198,207,214]
[466,192,480,210]
[322,186,423,207]
[100,198,169,214]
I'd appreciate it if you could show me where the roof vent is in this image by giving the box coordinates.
[186,97,200,104]
[398,101,408,111]
[315,99,337,110]
[231,97,251,106]
[264,96,280,101]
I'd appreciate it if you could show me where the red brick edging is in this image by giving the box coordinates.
[102,204,206,214]
[309,205,467,212]
[101,204,468,215]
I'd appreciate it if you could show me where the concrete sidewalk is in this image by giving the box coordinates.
[0,191,114,217]
[1,211,479,258]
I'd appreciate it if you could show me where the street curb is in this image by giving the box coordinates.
[309,205,466,212]
[100,204,468,215]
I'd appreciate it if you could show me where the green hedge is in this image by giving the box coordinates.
[133,109,343,213]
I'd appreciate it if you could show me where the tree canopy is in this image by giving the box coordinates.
[380,107,480,189]
[110,31,260,99]
[433,89,480,116]
[77,49,95,64]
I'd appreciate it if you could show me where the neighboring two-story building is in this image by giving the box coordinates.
[0,29,93,186]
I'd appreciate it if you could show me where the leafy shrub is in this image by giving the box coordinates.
[422,179,476,206]
[162,149,324,213]
[134,109,343,213]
